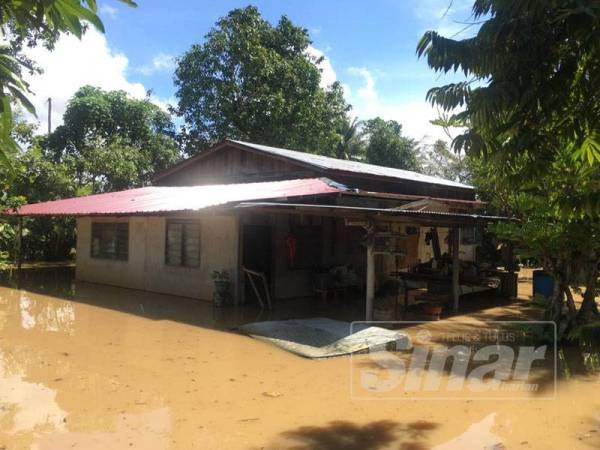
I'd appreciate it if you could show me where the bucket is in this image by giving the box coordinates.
[532,270,554,298]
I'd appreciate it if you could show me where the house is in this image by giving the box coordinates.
[8,139,507,319]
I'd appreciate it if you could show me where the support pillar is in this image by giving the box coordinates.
[366,241,375,321]
[452,226,460,312]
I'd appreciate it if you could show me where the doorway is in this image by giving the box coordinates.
[242,224,272,304]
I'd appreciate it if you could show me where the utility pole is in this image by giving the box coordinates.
[46,97,52,134]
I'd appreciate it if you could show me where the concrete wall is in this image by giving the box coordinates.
[76,215,239,301]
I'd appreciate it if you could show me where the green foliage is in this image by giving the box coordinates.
[568,321,600,346]
[174,6,351,156]
[471,147,600,325]
[417,0,600,214]
[0,89,180,263]
[211,270,230,281]
[362,118,421,171]
[336,116,364,160]
[47,86,181,192]
[0,0,137,174]
[418,0,600,325]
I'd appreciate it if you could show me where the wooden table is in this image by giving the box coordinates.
[389,271,450,318]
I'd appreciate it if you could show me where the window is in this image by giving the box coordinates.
[165,220,201,267]
[91,222,129,260]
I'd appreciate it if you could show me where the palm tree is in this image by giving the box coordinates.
[336,116,364,160]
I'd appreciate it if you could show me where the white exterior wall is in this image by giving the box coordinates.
[75,215,239,301]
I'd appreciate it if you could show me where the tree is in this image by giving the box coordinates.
[47,86,181,192]
[417,1,600,178]
[0,0,137,172]
[174,6,350,156]
[336,116,365,160]
[1,88,181,262]
[10,142,77,261]
[422,139,470,183]
[0,112,77,262]
[362,118,421,171]
[417,0,600,326]
[472,150,600,328]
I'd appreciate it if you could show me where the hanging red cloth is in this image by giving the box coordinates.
[286,235,297,268]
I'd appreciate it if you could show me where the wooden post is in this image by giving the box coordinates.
[16,216,23,270]
[452,226,460,312]
[431,227,441,261]
[366,241,375,321]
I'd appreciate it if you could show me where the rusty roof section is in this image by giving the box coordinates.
[5,178,343,217]
[343,190,485,208]
[153,139,474,190]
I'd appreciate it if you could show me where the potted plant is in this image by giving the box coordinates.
[211,270,231,307]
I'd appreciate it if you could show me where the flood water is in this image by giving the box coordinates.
[0,268,599,449]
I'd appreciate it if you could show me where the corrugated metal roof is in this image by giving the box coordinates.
[228,140,473,190]
[236,202,512,225]
[5,178,342,217]
[344,190,485,207]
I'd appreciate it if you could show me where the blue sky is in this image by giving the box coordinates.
[25,0,476,143]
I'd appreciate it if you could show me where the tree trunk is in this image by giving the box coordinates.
[551,275,566,324]
[578,263,599,324]
[564,286,578,331]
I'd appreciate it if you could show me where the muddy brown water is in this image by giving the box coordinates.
[0,268,598,449]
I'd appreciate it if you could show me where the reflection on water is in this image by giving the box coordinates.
[433,413,501,449]
[0,267,598,449]
[19,291,75,333]
[32,408,171,450]
[0,349,66,435]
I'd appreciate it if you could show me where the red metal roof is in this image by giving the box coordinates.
[5,178,342,217]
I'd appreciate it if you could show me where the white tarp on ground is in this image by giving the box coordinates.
[239,317,409,359]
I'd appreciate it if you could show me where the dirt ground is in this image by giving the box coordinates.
[0,268,598,449]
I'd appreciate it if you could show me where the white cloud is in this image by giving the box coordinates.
[303,45,450,143]
[136,52,176,76]
[22,28,164,132]
[306,45,337,88]
[346,66,448,143]
[413,0,478,38]
[99,4,118,19]
[148,94,177,113]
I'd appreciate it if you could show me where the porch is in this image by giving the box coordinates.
[235,203,515,322]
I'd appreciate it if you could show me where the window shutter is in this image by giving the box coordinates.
[166,223,183,266]
[165,220,201,267]
[183,223,201,267]
[91,222,129,260]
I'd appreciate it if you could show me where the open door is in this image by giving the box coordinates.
[242,225,272,304]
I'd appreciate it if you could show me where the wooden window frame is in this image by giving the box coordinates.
[165,219,201,268]
[90,222,129,261]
